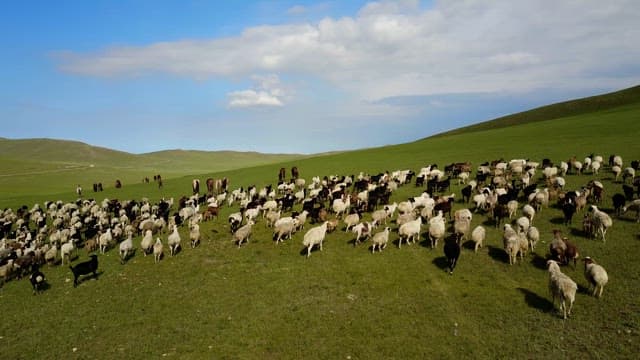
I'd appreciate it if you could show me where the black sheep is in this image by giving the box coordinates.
[69,254,99,288]
[622,184,635,201]
[561,200,577,225]
[612,193,626,217]
[29,265,46,294]
[461,185,472,204]
[444,236,461,275]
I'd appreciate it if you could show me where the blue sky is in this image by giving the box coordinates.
[2,0,639,154]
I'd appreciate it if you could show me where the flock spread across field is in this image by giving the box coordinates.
[1,154,639,320]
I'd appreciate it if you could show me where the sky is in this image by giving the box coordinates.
[2,0,639,154]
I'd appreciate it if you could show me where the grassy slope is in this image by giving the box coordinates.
[1,96,640,359]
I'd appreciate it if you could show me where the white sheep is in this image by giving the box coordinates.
[233,220,255,248]
[526,226,540,251]
[613,155,623,167]
[294,210,309,231]
[399,217,422,248]
[371,209,388,227]
[471,225,486,253]
[507,200,519,219]
[189,223,201,248]
[622,167,635,183]
[397,200,415,215]
[428,211,446,249]
[453,217,471,242]
[547,260,577,319]
[244,206,261,223]
[98,228,113,254]
[303,222,329,257]
[119,233,133,262]
[44,244,57,264]
[332,197,350,218]
[583,257,609,298]
[591,160,601,175]
[343,212,360,232]
[371,227,391,253]
[589,205,613,242]
[140,230,154,256]
[273,219,295,244]
[522,204,536,225]
[60,241,75,266]
[622,199,640,222]
[396,212,416,226]
[153,238,163,263]
[516,216,530,234]
[612,165,622,181]
[265,210,281,228]
[167,224,181,256]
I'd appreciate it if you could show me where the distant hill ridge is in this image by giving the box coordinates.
[429,85,640,138]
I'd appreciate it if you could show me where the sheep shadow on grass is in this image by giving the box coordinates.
[517,287,554,312]
[530,253,548,270]
[487,245,508,263]
[432,256,449,272]
[549,217,566,225]
[462,240,476,251]
[72,270,103,287]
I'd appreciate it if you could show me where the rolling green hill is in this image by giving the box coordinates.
[1,87,640,359]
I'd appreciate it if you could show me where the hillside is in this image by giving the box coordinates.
[430,84,640,138]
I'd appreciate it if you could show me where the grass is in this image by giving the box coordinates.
[1,90,640,359]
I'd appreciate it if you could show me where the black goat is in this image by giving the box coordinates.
[461,185,472,204]
[444,236,461,275]
[29,265,46,294]
[623,184,635,201]
[69,255,99,288]
[612,193,626,217]
[561,200,577,225]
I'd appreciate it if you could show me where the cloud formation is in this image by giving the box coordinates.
[227,74,287,108]
[56,0,640,102]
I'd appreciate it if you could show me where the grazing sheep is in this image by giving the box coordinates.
[471,225,486,253]
[233,221,255,248]
[189,223,201,248]
[69,254,99,287]
[583,257,609,298]
[140,230,154,256]
[589,205,613,242]
[29,266,46,294]
[399,217,423,248]
[591,160,601,175]
[371,227,391,253]
[167,225,181,256]
[444,236,461,274]
[153,238,163,263]
[547,260,577,319]
[622,199,640,222]
[119,233,133,263]
[303,221,329,257]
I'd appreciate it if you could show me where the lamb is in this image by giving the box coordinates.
[547,260,577,319]
[399,217,423,248]
[444,235,461,275]
[351,222,373,246]
[582,257,609,298]
[69,254,99,287]
[140,230,154,256]
[167,224,181,256]
[189,223,201,248]
[589,205,613,242]
[427,211,446,249]
[119,232,133,263]
[302,221,329,257]
[471,225,487,252]
[233,220,255,248]
[371,227,391,253]
[622,199,640,222]
[153,238,163,263]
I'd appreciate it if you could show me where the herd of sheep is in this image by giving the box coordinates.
[1,154,639,319]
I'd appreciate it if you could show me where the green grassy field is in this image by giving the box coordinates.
[1,91,640,359]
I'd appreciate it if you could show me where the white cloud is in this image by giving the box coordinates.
[227,74,287,108]
[57,0,640,101]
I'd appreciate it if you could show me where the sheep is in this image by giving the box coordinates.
[582,257,609,298]
[371,227,391,253]
[371,209,388,227]
[428,211,446,249]
[119,233,133,263]
[228,212,243,233]
[591,160,601,175]
[471,225,486,253]
[60,241,75,266]
[399,217,423,248]
[351,222,373,246]
[562,237,580,268]
[453,217,471,242]
[303,221,329,257]
[265,210,281,228]
[98,228,112,254]
[233,221,255,248]
[189,223,201,248]
[0,259,14,285]
[69,254,99,287]
[622,199,640,222]
[437,234,460,275]
[589,205,613,242]
[506,200,519,219]
[612,193,626,217]
[526,226,540,251]
[153,238,163,263]
[244,206,261,223]
[29,265,46,294]
[504,234,520,265]
[343,212,360,232]
[622,167,635,183]
[547,260,577,319]
[502,224,517,249]
[273,219,295,244]
[167,224,181,256]
[612,165,622,181]
[561,198,577,225]
[332,197,350,218]
[44,244,57,264]
[550,229,567,263]
[140,230,154,256]
[515,216,530,234]
[294,210,309,231]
